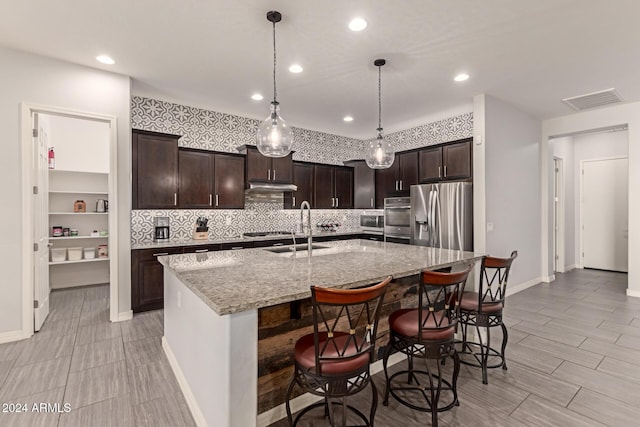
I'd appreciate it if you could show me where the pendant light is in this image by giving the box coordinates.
[365,59,395,169]
[256,10,294,158]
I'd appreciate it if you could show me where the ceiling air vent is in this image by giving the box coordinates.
[562,88,623,111]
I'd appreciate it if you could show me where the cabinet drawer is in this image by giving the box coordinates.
[182,244,222,253]
[220,241,255,250]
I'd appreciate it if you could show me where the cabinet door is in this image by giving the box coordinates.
[375,164,399,208]
[334,166,353,209]
[443,141,471,180]
[346,160,375,209]
[133,131,179,209]
[214,154,245,209]
[398,151,419,191]
[418,146,443,183]
[287,162,313,209]
[178,150,212,208]
[245,146,270,182]
[131,247,182,313]
[313,165,334,208]
[271,153,293,183]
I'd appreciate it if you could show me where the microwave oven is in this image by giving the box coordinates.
[360,211,384,233]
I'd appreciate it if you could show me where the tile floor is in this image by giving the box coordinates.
[1,269,639,426]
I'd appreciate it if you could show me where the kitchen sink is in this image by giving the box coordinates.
[263,244,329,254]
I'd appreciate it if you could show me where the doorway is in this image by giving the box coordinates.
[21,103,119,336]
[581,157,629,272]
[553,157,565,273]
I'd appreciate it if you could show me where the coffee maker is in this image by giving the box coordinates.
[153,217,170,242]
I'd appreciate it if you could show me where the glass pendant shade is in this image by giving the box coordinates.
[256,102,293,157]
[365,129,395,169]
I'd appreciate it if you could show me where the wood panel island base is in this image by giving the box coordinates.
[159,239,482,427]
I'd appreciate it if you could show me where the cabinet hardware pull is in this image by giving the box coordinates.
[215,194,219,206]
[174,193,177,206]
[438,166,441,178]
[370,198,374,207]
[273,169,276,180]
[336,197,339,207]
[268,169,271,180]
[331,198,335,207]
[444,165,447,177]
[292,196,296,207]
[273,243,284,246]
[194,249,208,253]
[209,194,212,206]
[231,246,243,250]
[153,252,169,257]
[395,180,398,191]
[400,180,403,190]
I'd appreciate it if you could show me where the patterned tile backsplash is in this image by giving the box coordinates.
[130,96,473,245]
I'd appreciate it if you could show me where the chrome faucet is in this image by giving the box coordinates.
[290,230,297,256]
[300,201,312,255]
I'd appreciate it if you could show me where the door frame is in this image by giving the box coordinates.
[578,155,628,270]
[553,156,565,273]
[21,103,119,337]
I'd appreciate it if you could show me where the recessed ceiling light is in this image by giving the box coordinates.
[251,93,264,101]
[96,55,115,65]
[289,64,303,73]
[348,18,367,32]
[343,116,354,122]
[454,73,470,82]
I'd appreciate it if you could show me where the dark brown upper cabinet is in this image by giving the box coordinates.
[132,130,180,209]
[374,151,418,208]
[313,164,353,209]
[178,148,245,209]
[239,145,293,185]
[344,160,375,209]
[419,139,472,183]
[284,162,314,209]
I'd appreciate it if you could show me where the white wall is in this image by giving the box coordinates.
[542,102,640,298]
[551,136,575,269]
[48,115,110,173]
[0,46,131,338]
[475,94,542,288]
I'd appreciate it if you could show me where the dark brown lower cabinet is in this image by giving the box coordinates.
[131,247,183,313]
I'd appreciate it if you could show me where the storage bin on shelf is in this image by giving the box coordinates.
[67,247,83,261]
[83,247,96,259]
[51,248,66,262]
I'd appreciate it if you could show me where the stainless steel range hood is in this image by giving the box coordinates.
[245,182,298,193]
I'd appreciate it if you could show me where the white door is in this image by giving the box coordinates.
[582,157,628,272]
[33,113,51,330]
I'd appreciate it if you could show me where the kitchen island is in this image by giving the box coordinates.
[158,239,482,427]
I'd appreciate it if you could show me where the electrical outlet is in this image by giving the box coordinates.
[487,222,494,232]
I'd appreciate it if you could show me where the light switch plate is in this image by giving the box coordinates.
[487,222,494,232]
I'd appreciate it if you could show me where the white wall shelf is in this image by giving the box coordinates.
[49,190,108,195]
[50,235,108,240]
[49,257,109,266]
[49,212,108,215]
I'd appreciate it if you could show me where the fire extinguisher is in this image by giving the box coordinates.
[48,147,55,169]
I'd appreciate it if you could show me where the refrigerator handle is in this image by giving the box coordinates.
[456,184,463,251]
[435,188,442,247]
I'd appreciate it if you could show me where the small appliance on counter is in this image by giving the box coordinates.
[153,216,170,242]
[193,216,209,240]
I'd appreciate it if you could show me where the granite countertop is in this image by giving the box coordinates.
[131,229,366,250]
[158,239,483,316]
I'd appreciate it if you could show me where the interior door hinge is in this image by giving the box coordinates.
[32,128,38,138]
[33,186,38,195]
[34,300,39,309]
[33,243,38,252]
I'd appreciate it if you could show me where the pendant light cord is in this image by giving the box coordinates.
[377,65,382,131]
[272,21,278,104]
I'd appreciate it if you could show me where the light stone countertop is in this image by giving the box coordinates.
[158,239,483,316]
[131,229,365,250]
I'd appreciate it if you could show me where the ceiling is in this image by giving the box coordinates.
[2,0,639,139]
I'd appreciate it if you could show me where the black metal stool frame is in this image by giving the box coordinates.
[459,251,517,384]
[382,265,473,427]
[285,277,391,427]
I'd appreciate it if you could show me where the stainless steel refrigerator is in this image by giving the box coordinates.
[410,182,473,251]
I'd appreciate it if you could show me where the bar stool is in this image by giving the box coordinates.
[382,265,473,427]
[458,251,517,384]
[285,276,391,427]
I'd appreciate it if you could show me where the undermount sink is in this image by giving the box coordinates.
[263,244,329,254]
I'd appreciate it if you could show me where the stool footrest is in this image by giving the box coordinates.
[458,340,506,369]
[385,369,459,413]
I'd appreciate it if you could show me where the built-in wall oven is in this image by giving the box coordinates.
[360,211,384,234]
[384,196,411,242]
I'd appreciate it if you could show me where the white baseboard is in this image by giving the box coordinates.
[541,275,555,283]
[257,351,406,427]
[0,329,30,345]
[115,310,133,322]
[565,264,578,272]
[626,289,640,298]
[162,336,207,427]
[506,277,543,297]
